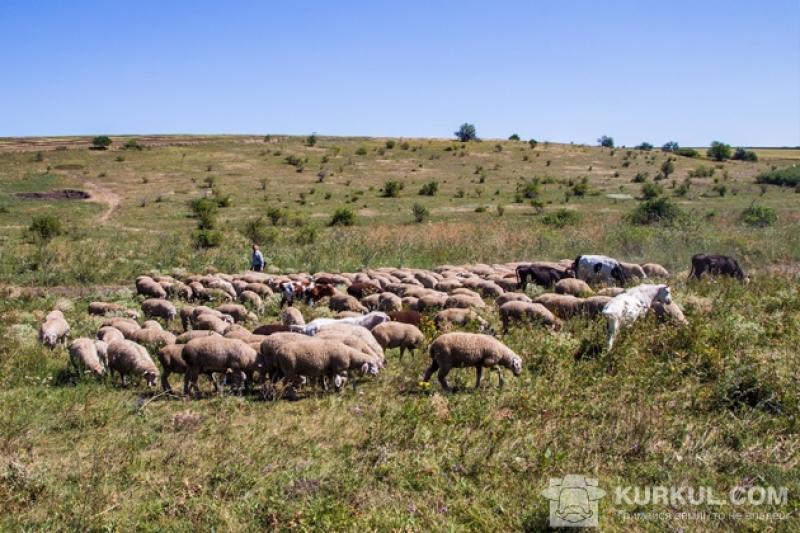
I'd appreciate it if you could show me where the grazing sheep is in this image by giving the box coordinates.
[102,317,141,338]
[193,313,231,334]
[641,263,669,278]
[555,278,594,297]
[596,287,625,297]
[329,293,367,313]
[499,301,562,333]
[360,293,382,310]
[166,281,193,301]
[619,262,648,282]
[688,253,748,282]
[316,323,385,364]
[423,333,523,392]
[45,309,64,321]
[603,284,672,350]
[346,281,382,299]
[182,336,259,396]
[175,330,220,343]
[532,293,584,320]
[415,292,448,311]
[97,326,125,344]
[39,316,70,348]
[495,292,532,307]
[280,307,305,326]
[142,320,163,330]
[371,322,424,360]
[68,338,106,376]
[129,328,176,349]
[475,281,504,298]
[579,295,613,316]
[258,332,311,383]
[180,305,196,330]
[651,301,688,326]
[238,290,263,312]
[389,310,422,328]
[141,298,177,323]
[107,340,159,387]
[136,276,167,299]
[243,282,273,297]
[434,308,490,332]
[378,292,403,313]
[88,302,139,319]
[223,324,252,340]
[217,303,257,323]
[444,293,486,309]
[252,323,293,336]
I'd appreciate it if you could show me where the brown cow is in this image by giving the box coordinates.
[688,254,748,282]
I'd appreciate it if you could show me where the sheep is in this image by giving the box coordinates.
[252,323,293,336]
[142,320,163,330]
[39,316,70,348]
[258,332,310,384]
[238,290,263,312]
[191,306,231,323]
[280,307,305,326]
[495,292,532,307]
[68,338,106,376]
[88,302,139,320]
[136,276,167,299]
[434,308,490,332]
[182,336,259,397]
[619,262,648,282]
[347,281,382,299]
[532,293,584,320]
[107,340,159,387]
[603,284,672,350]
[243,282,274,297]
[216,304,257,324]
[95,340,108,368]
[223,324,252,340]
[129,328,176,349]
[141,298,177,323]
[97,326,125,344]
[401,296,419,310]
[45,309,64,321]
[499,301,562,333]
[641,263,669,278]
[360,293,382,310]
[271,339,380,398]
[166,281,193,301]
[195,287,233,302]
[423,333,523,393]
[572,255,627,286]
[316,323,385,364]
[371,322,424,360]
[444,294,486,310]
[555,278,594,297]
[651,301,688,326]
[378,292,403,313]
[175,330,220,343]
[475,281,504,298]
[193,313,231,334]
[102,317,141,338]
[329,293,367,313]
[180,305,196,330]
[579,296,612,317]
[293,312,389,336]
[596,287,625,297]
[415,292,448,311]
[389,310,422,328]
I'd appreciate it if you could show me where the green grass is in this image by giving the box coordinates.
[0,135,799,530]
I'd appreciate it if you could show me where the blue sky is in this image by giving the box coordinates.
[1,1,798,146]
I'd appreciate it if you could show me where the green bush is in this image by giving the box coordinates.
[755,165,800,187]
[28,215,62,242]
[385,140,396,149]
[296,224,317,244]
[194,229,223,248]
[330,207,356,226]
[675,179,691,197]
[675,147,699,158]
[627,197,684,225]
[635,142,653,151]
[243,216,279,245]
[597,135,614,148]
[641,182,663,199]
[284,154,304,168]
[454,123,478,142]
[661,141,679,152]
[355,146,368,156]
[305,133,317,147]
[418,180,439,196]
[741,203,777,227]
[508,134,520,141]
[571,176,589,197]
[689,164,714,178]
[541,208,581,227]
[517,178,540,199]
[712,184,727,197]
[707,141,732,161]
[91,135,112,149]
[528,139,538,148]
[189,198,218,229]
[266,206,287,226]
[732,147,758,161]
[660,159,674,179]
[123,139,143,151]
[381,180,404,198]
[632,172,648,183]
[411,203,429,223]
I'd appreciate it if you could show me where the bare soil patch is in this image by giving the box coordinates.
[16,189,90,200]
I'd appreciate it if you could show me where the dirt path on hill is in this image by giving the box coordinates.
[84,181,121,223]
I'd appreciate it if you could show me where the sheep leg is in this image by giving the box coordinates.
[606,318,618,351]
[120,373,127,387]
[161,370,172,393]
[496,367,505,388]
[399,346,405,361]
[437,366,453,393]
[422,360,440,383]
[474,365,483,389]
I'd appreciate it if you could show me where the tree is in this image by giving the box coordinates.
[91,135,112,150]
[661,141,679,152]
[660,159,675,180]
[707,141,732,161]
[28,215,62,243]
[508,133,520,141]
[528,139,538,148]
[732,147,758,162]
[454,123,478,142]
[305,133,317,147]
[597,135,614,148]
[635,142,653,151]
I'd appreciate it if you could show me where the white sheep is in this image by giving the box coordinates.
[141,298,177,323]
[280,307,305,326]
[107,340,159,387]
[602,284,672,350]
[370,321,424,360]
[68,337,106,376]
[182,336,259,396]
[423,332,523,392]
[39,315,70,348]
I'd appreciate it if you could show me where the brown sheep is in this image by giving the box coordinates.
[555,278,594,297]
[499,301,562,333]
[371,322,425,360]
[424,333,523,392]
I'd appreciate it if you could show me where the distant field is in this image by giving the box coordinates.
[0,135,798,531]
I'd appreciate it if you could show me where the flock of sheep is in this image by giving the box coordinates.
[37,253,736,398]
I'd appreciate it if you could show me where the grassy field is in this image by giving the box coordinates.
[0,135,799,530]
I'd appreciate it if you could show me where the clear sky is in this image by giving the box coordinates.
[1,1,798,146]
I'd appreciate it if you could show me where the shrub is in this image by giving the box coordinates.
[330,207,355,226]
[385,140,396,149]
[541,208,581,227]
[675,179,691,197]
[305,133,317,147]
[676,147,698,158]
[381,180,404,198]
[400,141,410,150]
[689,164,714,178]
[641,182,663,199]
[660,159,675,179]
[508,134,520,141]
[28,215,62,242]
[355,146,368,156]
[474,206,487,213]
[528,139,538,148]
[517,178,540,199]
[496,205,505,217]
[123,139,143,151]
[712,184,727,197]
[597,135,614,148]
[741,203,777,227]
[571,176,589,197]
[243,216,279,245]
[627,197,683,225]
[755,165,800,187]
[266,206,288,225]
[632,172,648,183]
[661,141,679,152]
[419,180,439,196]
[454,123,478,142]
[284,154,304,168]
[732,147,758,162]
[189,198,218,229]
[411,203,429,223]
[635,142,653,151]
[194,229,223,248]
[707,141,732,161]
[91,135,112,149]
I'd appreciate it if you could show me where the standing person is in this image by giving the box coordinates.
[251,244,265,272]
